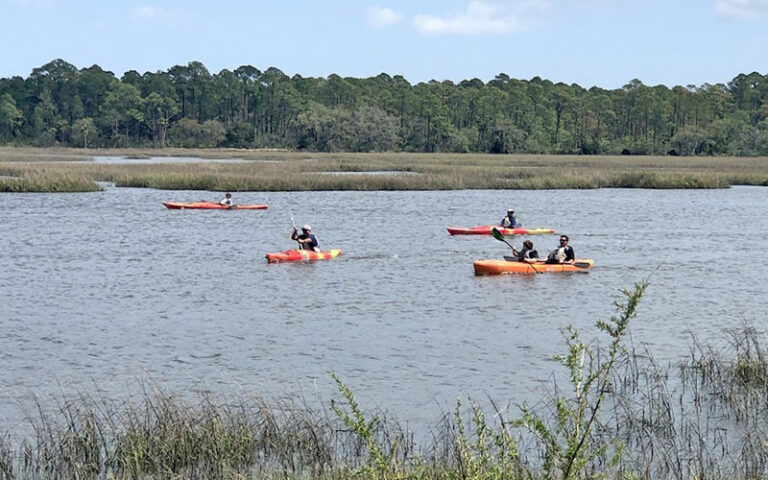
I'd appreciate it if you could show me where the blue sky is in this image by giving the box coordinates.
[2,0,767,89]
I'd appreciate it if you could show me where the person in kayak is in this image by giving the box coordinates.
[500,209,518,228]
[546,235,575,264]
[512,239,538,262]
[219,193,233,207]
[291,225,319,252]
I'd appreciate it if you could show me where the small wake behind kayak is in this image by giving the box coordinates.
[265,249,342,263]
[163,201,268,210]
[473,258,594,275]
[447,225,555,236]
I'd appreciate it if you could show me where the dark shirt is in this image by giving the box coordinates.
[296,232,319,251]
[516,248,538,261]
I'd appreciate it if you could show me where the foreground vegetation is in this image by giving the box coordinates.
[4,283,768,479]
[2,148,768,192]
[3,59,768,156]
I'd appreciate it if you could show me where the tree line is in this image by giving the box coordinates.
[1,58,768,155]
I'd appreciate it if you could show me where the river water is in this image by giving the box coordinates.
[1,186,767,437]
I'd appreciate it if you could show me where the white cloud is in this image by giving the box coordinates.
[716,0,768,18]
[130,5,177,25]
[366,6,402,27]
[412,0,549,35]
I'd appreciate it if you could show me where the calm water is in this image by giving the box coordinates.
[1,186,767,436]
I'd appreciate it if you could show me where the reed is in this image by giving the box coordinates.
[0,176,102,192]
[2,148,768,192]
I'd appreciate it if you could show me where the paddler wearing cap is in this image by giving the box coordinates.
[291,224,320,252]
[500,209,519,228]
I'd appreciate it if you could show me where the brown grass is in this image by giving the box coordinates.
[1,147,768,192]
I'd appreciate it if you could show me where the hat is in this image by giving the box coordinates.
[302,225,311,231]
[507,209,514,214]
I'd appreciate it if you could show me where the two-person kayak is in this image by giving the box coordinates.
[473,258,594,275]
[163,201,268,210]
[447,225,555,235]
[265,249,342,263]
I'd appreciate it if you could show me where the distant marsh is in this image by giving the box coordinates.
[1,147,767,192]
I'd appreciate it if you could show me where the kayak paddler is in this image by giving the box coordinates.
[512,239,538,262]
[219,193,233,207]
[500,209,518,228]
[291,224,319,252]
[546,235,575,264]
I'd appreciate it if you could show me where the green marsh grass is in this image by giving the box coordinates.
[0,175,102,192]
[2,147,768,192]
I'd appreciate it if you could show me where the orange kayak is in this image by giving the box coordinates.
[265,249,342,263]
[447,225,554,235]
[163,201,268,210]
[473,258,594,275]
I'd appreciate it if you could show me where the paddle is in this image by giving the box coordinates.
[290,209,302,249]
[491,227,516,250]
[492,227,542,274]
[571,261,592,269]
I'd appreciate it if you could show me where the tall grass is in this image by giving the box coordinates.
[0,175,102,192]
[2,148,768,192]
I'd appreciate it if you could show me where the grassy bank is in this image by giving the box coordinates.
[2,147,768,192]
[3,283,768,479]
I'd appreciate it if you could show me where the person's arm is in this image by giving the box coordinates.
[291,229,299,241]
[565,246,575,262]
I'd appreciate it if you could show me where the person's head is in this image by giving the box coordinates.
[559,235,569,245]
[302,225,311,232]
[523,240,533,249]
[225,193,231,198]
[507,209,514,215]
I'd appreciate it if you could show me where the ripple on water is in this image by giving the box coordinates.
[0,187,767,438]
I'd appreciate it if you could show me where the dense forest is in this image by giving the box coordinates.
[1,59,768,155]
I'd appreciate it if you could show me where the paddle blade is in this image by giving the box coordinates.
[491,227,506,242]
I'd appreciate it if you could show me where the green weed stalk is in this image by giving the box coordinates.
[515,281,648,480]
[330,372,401,479]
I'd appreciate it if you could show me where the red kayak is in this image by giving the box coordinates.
[447,225,555,235]
[265,249,342,263]
[163,201,268,210]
